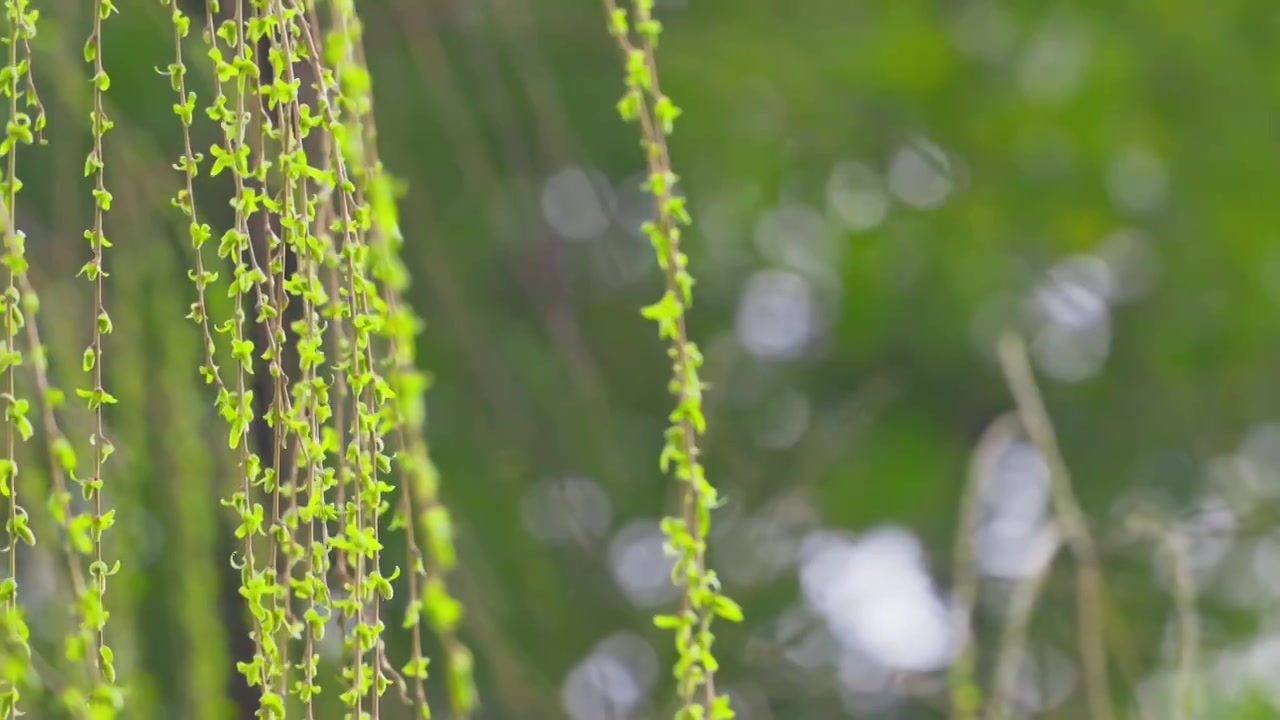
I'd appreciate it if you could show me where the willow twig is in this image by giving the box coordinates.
[995,333,1114,720]
[1126,512,1200,720]
[949,412,1021,720]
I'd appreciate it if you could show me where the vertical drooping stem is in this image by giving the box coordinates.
[77,0,121,712]
[202,0,277,713]
[0,0,41,715]
[287,3,396,714]
[18,275,96,688]
[161,1,221,392]
[601,3,741,718]
[948,412,1021,720]
[329,7,476,717]
[238,1,298,706]
[1125,513,1200,720]
[1165,530,1199,720]
[162,2,257,710]
[257,1,340,715]
[995,333,1114,720]
[8,1,114,712]
[986,550,1058,720]
[161,3,430,717]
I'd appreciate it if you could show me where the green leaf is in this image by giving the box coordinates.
[711,596,744,622]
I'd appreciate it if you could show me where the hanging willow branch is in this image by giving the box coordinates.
[325,3,476,715]
[601,2,741,718]
[77,0,121,712]
[0,0,41,714]
[176,0,486,714]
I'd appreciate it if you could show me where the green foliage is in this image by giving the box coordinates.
[7,1,1275,719]
[0,0,487,716]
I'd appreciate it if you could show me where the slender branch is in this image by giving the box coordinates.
[948,412,1021,720]
[600,3,741,717]
[986,549,1058,720]
[1126,513,1200,720]
[995,333,1114,720]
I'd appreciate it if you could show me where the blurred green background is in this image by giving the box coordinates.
[12,0,1280,718]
